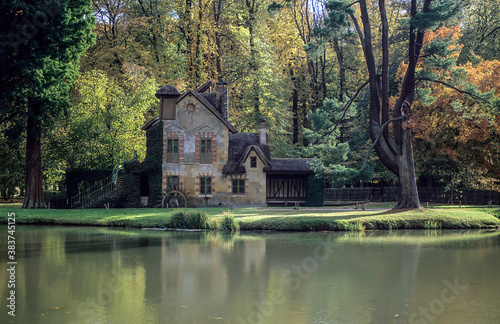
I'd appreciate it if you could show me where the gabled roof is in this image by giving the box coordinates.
[237,145,272,167]
[176,90,238,134]
[223,133,271,174]
[222,133,313,175]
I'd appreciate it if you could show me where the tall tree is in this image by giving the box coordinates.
[0,0,95,208]
[327,0,460,208]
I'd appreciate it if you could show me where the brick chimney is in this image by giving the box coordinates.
[259,117,268,144]
[216,77,229,120]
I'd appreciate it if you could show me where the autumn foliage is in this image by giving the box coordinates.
[408,27,500,188]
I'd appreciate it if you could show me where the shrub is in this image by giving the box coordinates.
[344,220,366,231]
[424,219,442,229]
[217,212,239,232]
[169,210,210,229]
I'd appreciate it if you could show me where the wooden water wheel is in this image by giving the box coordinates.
[161,189,188,208]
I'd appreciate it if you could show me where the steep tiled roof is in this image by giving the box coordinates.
[155,85,181,98]
[223,133,271,173]
[200,93,217,111]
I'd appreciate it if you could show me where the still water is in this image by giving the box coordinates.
[0,226,499,324]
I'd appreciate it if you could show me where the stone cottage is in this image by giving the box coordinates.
[136,79,322,208]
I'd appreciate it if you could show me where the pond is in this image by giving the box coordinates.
[0,226,499,324]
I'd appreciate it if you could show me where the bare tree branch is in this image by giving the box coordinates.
[417,77,489,103]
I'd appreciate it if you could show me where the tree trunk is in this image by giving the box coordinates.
[246,0,261,124]
[292,75,299,144]
[395,130,421,208]
[213,0,223,78]
[23,101,46,209]
[357,0,428,209]
[333,38,345,101]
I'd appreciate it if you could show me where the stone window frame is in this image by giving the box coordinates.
[197,173,214,197]
[162,171,183,192]
[200,138,212,164]
[166,176,179,191]
[166,138,179,162]
[195,131,217,164]
[163,130,184,163]
[228,175,248,196]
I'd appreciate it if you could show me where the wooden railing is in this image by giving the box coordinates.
[324,187,500,205]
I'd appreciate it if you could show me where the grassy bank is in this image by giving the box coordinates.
[1,203,499,231]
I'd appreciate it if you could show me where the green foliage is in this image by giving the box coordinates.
[302,97,373,185]
[305,175,326,207]
[168,210,210,229]
[415,87,436,107]
[0,0,96,207]
[424,220,442,229]
[0,130,24,198]
[324,0,355,29]
[46,70,158,170]
[343,220,366,231]
[458,0,500,64]
[0,0,96,127]
[215,211,240,232]
[412,0,460,31]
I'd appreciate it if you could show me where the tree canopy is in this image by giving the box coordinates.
[0,0,95,207]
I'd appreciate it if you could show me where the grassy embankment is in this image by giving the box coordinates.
[1,202,499,231]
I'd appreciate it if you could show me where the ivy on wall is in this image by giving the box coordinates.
[305,175,326,207]
[141,121,163,207]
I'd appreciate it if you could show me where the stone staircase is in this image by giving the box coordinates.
[71,163,124,208]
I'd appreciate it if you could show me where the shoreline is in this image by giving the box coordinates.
[1,203,499,231]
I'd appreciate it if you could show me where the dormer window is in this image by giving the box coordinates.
[200,139,212,164]
[250,156,257,168]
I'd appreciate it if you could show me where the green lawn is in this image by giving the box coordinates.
[1,202,499,231]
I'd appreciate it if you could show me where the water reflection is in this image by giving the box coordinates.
[0,227,499,323]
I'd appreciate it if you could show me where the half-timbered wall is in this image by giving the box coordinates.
[266,176,306,202]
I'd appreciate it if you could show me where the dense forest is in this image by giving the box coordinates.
[1,0,499,205]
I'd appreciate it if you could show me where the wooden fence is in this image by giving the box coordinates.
[325,187,500,205]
